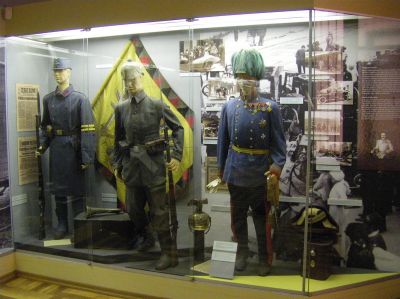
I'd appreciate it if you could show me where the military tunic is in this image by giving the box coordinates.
[113,90,183,233]
[40,85,96,197]
[113,90,183,188]
[217,97,286,187]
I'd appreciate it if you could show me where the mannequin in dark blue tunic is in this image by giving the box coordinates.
[217,49,286,276]
[38,58,96,239]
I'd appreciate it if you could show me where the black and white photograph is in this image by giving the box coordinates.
[201,110,221,140]
[316,80,353,106]
[180,39,225,72]
[314,141,353,166]
[206,78,238,100]
[279,134,309,197]
[305,110,342,136]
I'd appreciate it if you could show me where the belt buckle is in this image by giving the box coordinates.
[56,129,63,135]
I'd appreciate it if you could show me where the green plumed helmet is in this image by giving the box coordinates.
[231,48,265,80]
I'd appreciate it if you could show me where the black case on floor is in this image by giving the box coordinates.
[74,212,135,249]
[302,241,334,280]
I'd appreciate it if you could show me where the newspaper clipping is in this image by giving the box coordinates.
[18,136,38,185]
[16,84,39,132]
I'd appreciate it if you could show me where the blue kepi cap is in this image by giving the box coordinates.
[53,58,72,70]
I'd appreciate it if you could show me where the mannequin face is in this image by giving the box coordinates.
[54,69,71,86]
[124,75,144,96]
[236,73,258,101]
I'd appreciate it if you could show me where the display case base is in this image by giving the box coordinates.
[73,212,135,250]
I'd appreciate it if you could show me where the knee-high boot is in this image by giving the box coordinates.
[54,200,68,240]
[155,231,178,270]
[253,214,272,276]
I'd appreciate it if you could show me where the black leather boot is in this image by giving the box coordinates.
[235,248,249,271]
[54,202,68,240]
[137,227,155,252]
[155,232,178,270]
[257,260,272,276]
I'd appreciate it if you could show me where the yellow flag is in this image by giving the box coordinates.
[92,41,193,205]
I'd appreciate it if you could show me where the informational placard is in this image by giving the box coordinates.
[209,241,237,279]
[357,59,400,171]
[16,83,39,132]
[18,136,38,185]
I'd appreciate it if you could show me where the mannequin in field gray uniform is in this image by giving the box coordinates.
[113,60,183,270]
[38,58,96,239]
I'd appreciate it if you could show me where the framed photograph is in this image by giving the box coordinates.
[316,80,353,106]
[206,78,238,100]
[180,39,225,73]
[314,141,352,166]
[305,110,342,136]
[305,51,343,74]
[202,110,220,140]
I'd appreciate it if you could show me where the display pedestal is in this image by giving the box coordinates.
[73,212,135,250]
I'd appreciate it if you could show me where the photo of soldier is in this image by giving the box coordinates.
[37,58,96,240]
[370,132,394,160]
[295,45,306,74]
[112,60,184,270]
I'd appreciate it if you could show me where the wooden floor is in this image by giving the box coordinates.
[0,275,154,299]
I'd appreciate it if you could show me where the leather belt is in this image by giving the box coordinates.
[232,144,270,155]
[53,129,79,136]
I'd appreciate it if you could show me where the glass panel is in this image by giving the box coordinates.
[304,10,400,294]
[6,36,93,259]
[8,8,399,294]
[83,29,195,275]
[0,37,12,253]
[197,10,312,292]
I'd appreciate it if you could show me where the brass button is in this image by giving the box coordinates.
[310,260,316,268]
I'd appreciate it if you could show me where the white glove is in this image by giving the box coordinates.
[206,177,222,193]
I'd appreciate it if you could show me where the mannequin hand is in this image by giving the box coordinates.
[166,158,179,172]
[267,164,282,178]
[35,146,45,158]
[114,168,124,180]
[206,177,222,193]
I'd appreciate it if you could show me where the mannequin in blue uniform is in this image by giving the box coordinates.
[217,49,286,276]
[37,58,96,239]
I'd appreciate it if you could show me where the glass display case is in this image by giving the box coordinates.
[2,8,400,296]
[0,37,12,254]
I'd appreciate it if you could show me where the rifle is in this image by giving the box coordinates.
[163,123,178,263]
[36,92,46,240]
